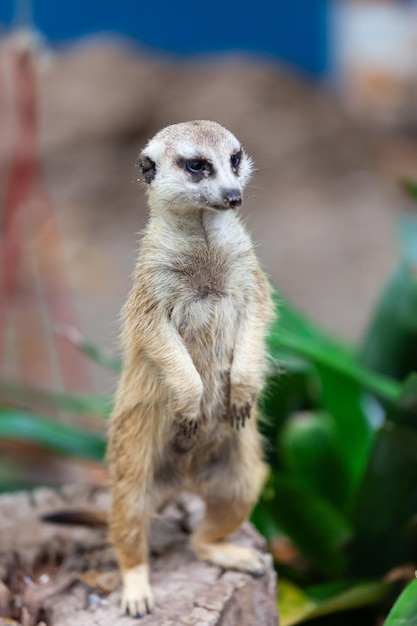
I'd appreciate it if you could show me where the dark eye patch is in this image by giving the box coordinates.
[231,149,243,173]
[177,157,214,181]
[185,159,204,173]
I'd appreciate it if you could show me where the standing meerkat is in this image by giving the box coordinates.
[108,120,275,618]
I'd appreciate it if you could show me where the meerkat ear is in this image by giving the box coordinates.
[138,153,156,184]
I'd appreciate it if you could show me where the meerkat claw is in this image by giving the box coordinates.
[230,402,252,430]
[179,419,199,438]
[145,599,153,614]
[230,404,236,428]
[121,564,154,619]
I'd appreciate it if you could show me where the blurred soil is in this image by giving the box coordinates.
[1,38,416,392]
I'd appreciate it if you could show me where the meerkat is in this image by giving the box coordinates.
[108,120,275,618]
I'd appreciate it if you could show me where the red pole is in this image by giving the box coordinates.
[0,44,92,392]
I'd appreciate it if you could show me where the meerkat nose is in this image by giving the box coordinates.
[222,189,242,209]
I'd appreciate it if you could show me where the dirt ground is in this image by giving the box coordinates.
[1,38,416,392]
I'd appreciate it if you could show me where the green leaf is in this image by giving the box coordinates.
[270,294,354,355]
[251,499,282,542]
[0,408,106,462]
[279,578,392,626]
[0,383,112,418]
[389,373,417,430]
[269,298,401,405]
[315,366,374,506]
[351,421,417,576]
[268,296,384,509]
[360,264,417,381]
[272,331,400,405]
[56,324,121,372]
[280,579,316,626]
[260,355,322,470]
[260,471,352,577]
[280,411,351,512]
[384,578,417,626]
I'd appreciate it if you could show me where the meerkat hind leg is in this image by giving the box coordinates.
[191,496,265,576]
[110,493,154,618]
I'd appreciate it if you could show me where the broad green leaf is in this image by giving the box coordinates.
[251,499,282,542]
[268,298,375,503]
[0,383,111,418]
[360,264,417,381]
[272,331,400,405]
[270,352,315,376]
[0,408,106,461]
[270,294,353,355]
[269,298,400,404]
[315,366,373,506]
[260,355,322,470]
[280,411,351,512]
[275,301,396,430]
[389,373,417,429]
[280,579,316,626]
[260,471,352,577]
[351,421,417,576]
[384,578,417,626]
[56,324,121,372]
[279,578,391,626]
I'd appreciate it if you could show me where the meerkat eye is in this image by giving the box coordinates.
[178,157,213,180]
[185,159,204,173]
[231,149,242,172]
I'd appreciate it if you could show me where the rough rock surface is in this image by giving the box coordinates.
[0,486,278,626]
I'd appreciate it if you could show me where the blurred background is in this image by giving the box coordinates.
[1,0,416,397]
[2,3,417,623]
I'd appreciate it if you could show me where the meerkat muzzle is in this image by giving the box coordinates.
[222,188,242,209]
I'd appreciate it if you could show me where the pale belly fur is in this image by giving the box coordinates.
[170,292,241,422]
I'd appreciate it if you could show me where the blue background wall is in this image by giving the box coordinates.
[0,0,328,76]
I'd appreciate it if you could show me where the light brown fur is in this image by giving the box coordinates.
[107,121,275,618]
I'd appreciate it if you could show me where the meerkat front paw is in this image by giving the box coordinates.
[175,403,201,438]
[173,383,203,438]
[178,417,199,438]
[121,564,154,619]
[230,402,251,429]
[229,385,257,429]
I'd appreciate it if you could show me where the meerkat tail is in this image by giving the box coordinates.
[42,508,108,527]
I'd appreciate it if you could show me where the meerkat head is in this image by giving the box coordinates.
[138,120,253,213]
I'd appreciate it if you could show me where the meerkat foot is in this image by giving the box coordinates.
[121,564,154,619]
[193,541,265,576]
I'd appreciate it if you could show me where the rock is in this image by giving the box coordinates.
[0,487,278,626]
